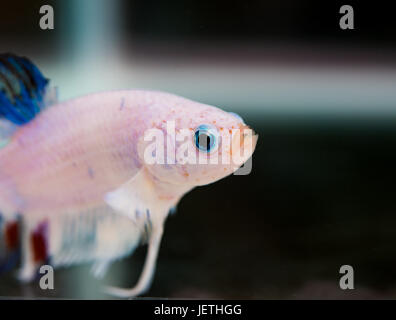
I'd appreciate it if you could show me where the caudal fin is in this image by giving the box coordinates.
[0,53,54,273]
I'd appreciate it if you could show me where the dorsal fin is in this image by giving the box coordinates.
[0,53,51,125]
[0,53,56,143]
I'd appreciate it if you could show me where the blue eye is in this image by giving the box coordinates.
[194,124,218,153]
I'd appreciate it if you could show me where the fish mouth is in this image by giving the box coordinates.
[239,123,258,149]
[229,124,258,166]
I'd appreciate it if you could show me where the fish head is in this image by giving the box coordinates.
[137,94,258,188]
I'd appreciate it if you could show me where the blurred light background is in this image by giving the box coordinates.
[1,0,396,299]
[1,0,396,116]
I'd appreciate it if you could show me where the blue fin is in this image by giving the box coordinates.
[0,53,49,125]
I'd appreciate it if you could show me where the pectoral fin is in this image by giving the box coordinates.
[104,169,155,222]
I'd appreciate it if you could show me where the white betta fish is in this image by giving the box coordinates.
[0,54,257,297]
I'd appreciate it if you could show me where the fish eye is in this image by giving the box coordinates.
[194,124,219,153]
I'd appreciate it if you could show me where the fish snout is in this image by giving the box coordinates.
[228,124,258,166]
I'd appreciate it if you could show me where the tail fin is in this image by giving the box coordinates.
[0,53,56,143]
[0,53,56,272]
[0,53,53,272]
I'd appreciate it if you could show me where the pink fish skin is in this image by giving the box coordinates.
[0,91,142,214]
[0,89,257,297]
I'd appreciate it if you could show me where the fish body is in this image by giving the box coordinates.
[0,54,257,297]
[1,91,165,214]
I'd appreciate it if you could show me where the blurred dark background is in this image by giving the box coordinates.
[1,0,396,299]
